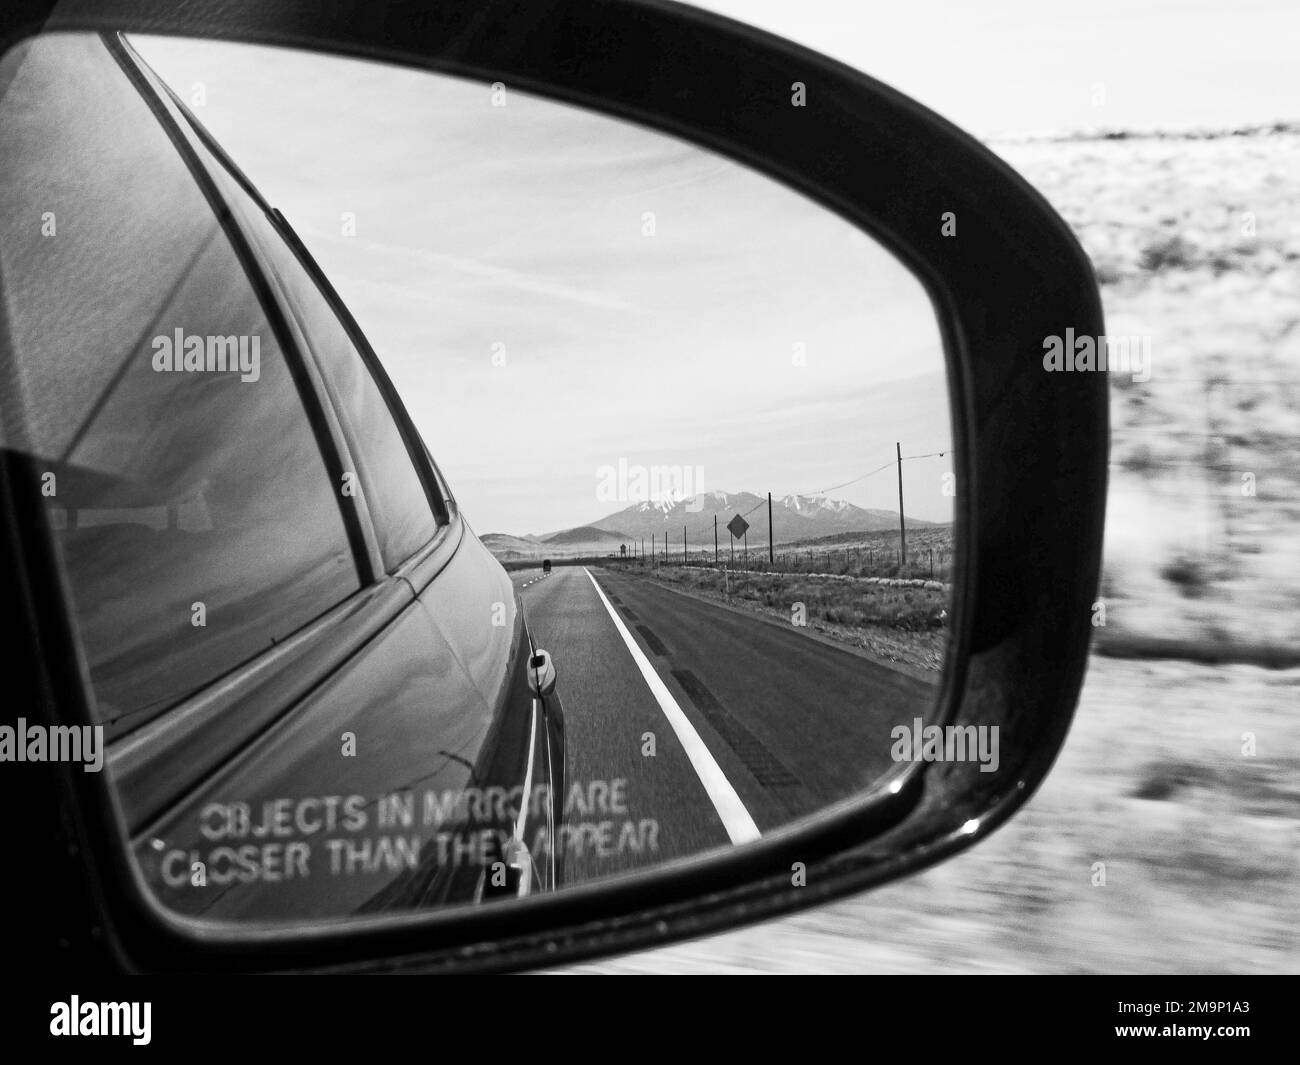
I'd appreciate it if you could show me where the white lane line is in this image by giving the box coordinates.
[583,567,761,845]
[514,699,539,842]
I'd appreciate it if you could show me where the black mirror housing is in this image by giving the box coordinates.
[0,0,1105,974]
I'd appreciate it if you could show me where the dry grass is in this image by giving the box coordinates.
[1002,129,1300,655]
[628,563,948,672]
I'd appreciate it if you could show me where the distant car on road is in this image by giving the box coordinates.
[543,559,552,575]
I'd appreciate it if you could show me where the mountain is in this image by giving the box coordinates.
[571,490,938,547]
[479,532,545,556]
[541,525,631,546]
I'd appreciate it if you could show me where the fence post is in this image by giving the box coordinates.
[896,441,907,566]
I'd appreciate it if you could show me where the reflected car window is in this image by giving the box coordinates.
[159,95,442,571]
[0,34,361,726]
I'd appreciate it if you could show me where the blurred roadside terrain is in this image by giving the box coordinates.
[557,125,1300,973]
[1010,124,1300,661]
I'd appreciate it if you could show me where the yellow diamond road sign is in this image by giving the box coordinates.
[727,514,749,539]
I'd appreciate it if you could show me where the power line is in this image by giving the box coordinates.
[804,448,953,498]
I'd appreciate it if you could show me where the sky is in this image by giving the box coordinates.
[130,0,1295,534]
[134,33,953,534]
[694,0,1298,138]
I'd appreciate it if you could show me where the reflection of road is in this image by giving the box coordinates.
[509,563,938,886]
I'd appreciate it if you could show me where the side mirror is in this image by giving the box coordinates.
[1,0,1105,976]
[527,649,557,698]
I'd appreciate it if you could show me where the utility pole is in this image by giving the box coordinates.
[683,524,686,565]
[759,494,769,566]
[714,514,719,566]
[896,441,907,569]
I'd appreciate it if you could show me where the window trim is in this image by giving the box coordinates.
[109,31,382,588]
[269,207,453,533]
[123,37,453,561]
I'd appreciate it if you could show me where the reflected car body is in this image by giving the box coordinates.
[0,31,564,919]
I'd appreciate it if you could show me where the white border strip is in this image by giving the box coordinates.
[584,568,761,845]
[514,699,539,842]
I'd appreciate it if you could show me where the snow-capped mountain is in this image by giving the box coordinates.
[546,490,939,546]
[622,489,735,518]
[779,493,855,514]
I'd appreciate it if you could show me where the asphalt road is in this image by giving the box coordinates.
[509,563,938,886]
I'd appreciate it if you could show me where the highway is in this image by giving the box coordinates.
[509,563,939,886]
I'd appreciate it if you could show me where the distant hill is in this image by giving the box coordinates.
[479,532,545,556]
[542,525,630,546]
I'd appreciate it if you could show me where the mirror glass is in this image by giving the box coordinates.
[0,32,956,923]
